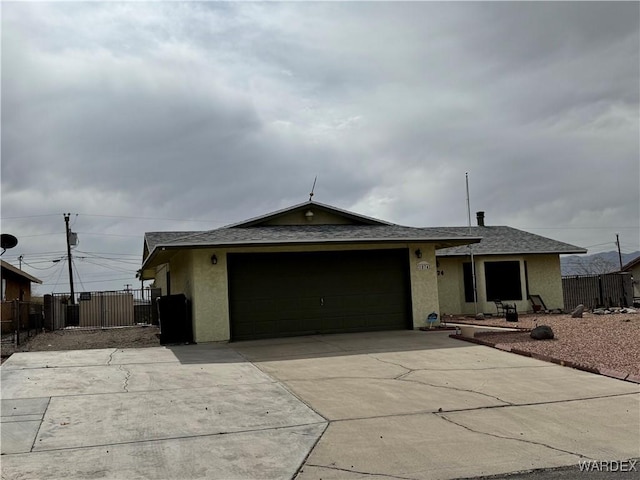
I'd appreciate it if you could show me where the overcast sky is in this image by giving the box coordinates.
[2,1,639,294]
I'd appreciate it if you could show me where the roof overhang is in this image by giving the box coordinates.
[437,248,588,257]
[141,236,482,277]
[0,260,43,284]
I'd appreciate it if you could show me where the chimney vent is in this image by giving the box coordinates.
[476,211,485,227]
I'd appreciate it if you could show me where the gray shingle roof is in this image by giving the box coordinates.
[141,224,483,272]
[145,231,201,252]
[147,225,481,248]
[436,226,586,256]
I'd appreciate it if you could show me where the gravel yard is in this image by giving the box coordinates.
[452,313,640,378]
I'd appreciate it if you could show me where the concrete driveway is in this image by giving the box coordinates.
[2,331,639,479]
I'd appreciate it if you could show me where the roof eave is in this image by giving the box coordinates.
[141,236,482,270]
[437,248,588,257]
[0,260,43,284]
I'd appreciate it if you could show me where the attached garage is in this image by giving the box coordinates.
[141,200,481,343]
[228,249,411,340]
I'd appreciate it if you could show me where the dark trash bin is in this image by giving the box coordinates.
[157,294,193,344]
[66,304,80,326]
[505,305,518,322]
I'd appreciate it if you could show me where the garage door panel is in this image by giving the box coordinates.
[229,249,411,340]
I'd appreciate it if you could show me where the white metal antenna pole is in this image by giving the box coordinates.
[466,173,478,315]
[466,173,472,230]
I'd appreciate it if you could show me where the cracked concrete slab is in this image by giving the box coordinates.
[368,344,553,371]
[439,394,640,461]
[297,414,581,480]
[1,357,272,398]
[1,365,131,398]
[1,349,117,369]
[233,330,461,362]
[34,382,324,451]
[2,423,326,480]
[402,364,640,404]
[283,377,507,420]
[1,344,327,479]
[241,331,640,480]
[4,331,638,480]
[258,352,407,381]
[1,420,42,454]
[1,397,49,417]
[109,343,247,365]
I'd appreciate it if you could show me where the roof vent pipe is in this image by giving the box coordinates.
[476,211,485,227]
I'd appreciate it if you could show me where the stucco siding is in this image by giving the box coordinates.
[191,249,230,343]
[167,251,193,298]
[437,257,466,315]
[629,264,640,299]
[437,254,565,315]
[407,244,439,327]
[154,264,169,295]
[525,254,565,310]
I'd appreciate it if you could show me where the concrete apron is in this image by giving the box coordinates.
[0,344,326,480]
[1,331,638,480]
[232,330,640,480]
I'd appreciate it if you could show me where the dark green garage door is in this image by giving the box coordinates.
[228,249,411,341]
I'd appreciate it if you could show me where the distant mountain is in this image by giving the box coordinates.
[561,251,640,276]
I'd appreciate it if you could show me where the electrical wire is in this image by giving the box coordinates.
[80,258,135,274]
[71,257,87,292]
[20,260,63,271]
[50,257,68,293]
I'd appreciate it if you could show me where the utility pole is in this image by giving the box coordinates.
[615,233,624,271]
[616,233,627,307]
[64,213,75,304]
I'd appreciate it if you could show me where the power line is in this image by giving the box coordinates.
[77,213,218,223]
[80,258,136,274]
[20,260,63,270]
[42,277,135,286]
[76,250,140,257]
[1,213,64,219]
[75,232,143,238]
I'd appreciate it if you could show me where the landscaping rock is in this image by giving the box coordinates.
[571,304,584,318]
[530,325,554,340]
[475,313,485,320]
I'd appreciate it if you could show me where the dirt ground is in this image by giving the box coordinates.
[1,326,160,362]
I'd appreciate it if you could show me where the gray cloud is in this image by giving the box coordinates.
[2,1,638,292]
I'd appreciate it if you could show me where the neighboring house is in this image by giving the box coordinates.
[621,255,640,303]
[1,260,43,334]
[141,201,481,342]
[436,212,587,316]
[1,259,42,302]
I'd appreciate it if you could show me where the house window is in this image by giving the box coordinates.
[1,278,5,301]
[462,262,475,303]
[485,261,522,301]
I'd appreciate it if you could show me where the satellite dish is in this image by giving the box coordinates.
[0,233,18,256]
